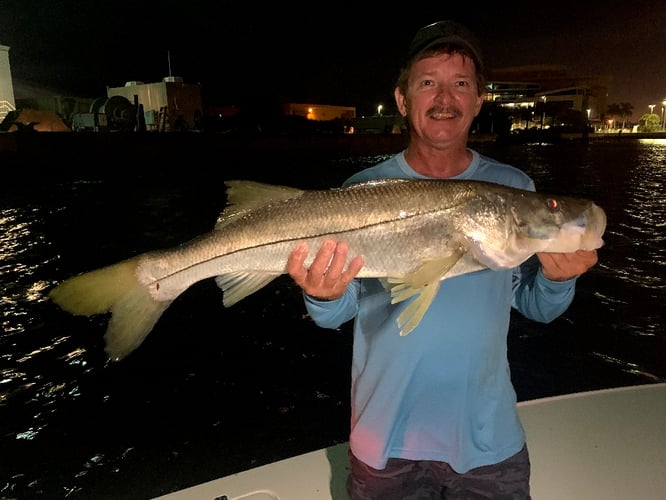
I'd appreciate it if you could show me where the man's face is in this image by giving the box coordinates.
[395,52,485,146]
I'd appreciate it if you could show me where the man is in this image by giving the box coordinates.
[287,20,598,499]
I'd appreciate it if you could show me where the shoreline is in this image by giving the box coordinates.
[1,131,664,181]
[2,129,664,154]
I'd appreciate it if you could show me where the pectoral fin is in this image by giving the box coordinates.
[387,249,465,336]
[215,272,281,306]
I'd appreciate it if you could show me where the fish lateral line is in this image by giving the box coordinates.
[143,209,453,285]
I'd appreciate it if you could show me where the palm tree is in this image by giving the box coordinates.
[640,112,661,132]
[607,102,633,130]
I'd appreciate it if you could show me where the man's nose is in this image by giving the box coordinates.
[434,85,454,103]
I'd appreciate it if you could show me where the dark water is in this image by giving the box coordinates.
[1,136,664,499]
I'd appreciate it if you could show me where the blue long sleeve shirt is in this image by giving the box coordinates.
[303,149,577,473]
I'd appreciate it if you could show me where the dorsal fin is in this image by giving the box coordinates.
[215,180,305,229]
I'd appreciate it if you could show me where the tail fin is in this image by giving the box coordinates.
[49,258,171,361]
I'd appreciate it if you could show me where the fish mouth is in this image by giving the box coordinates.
[526,202,607,252]
[584,203,607,248]
[565,203,607,250]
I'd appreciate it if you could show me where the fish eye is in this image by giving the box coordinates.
[546,198,559,211]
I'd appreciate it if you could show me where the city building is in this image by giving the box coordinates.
[486,64,609,130]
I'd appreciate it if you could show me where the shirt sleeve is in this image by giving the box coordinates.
[511,255,577,323]
[303,279,361,329]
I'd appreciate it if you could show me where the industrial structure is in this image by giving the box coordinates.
[70,77,203,132]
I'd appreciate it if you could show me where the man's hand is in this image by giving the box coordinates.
[537,249,598,281]
[287,239,364,300]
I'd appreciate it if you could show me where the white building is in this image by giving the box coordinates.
[0,45,16,122]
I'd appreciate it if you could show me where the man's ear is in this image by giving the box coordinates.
[394,87,407,117]
[474,93,485,117]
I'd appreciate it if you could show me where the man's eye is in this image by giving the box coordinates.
[456,80,470,88]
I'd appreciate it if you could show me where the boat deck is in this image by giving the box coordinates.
[155,383,666,500]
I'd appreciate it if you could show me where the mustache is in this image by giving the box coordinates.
[426,106,462,118]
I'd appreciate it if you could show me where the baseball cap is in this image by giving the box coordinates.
[406,20,484,74]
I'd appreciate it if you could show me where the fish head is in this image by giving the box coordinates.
[509,192,607,254]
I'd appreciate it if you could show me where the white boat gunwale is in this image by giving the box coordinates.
[155,382,666,500]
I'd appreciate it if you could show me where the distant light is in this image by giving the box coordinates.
[377,104,383,116]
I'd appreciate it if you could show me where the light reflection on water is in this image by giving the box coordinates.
[0,138,664,498]
[481,139,665,392]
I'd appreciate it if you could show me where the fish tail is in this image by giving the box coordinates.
[49,259,140,315]
[104,286,170,361]
[49,258,170,361]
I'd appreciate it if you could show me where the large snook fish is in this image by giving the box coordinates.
[49,178,606,361]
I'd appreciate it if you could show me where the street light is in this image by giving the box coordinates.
[649,104,655,114]
[377,104,383,116]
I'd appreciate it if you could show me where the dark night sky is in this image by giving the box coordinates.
[2,1,665,118]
